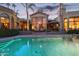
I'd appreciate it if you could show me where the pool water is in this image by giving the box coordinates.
[0,37,79,56]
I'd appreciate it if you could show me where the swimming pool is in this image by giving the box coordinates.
[0,37,79,56]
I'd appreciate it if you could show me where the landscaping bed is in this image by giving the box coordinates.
[0,29,19,37]
[67,30,79,34]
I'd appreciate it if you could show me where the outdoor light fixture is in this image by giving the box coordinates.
[1,17,5,20]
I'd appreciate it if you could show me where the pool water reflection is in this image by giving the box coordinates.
[0,37,79,56]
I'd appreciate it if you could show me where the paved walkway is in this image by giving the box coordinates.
[0,34,73,42]
[19,31,66,35]
[0,31,78,42]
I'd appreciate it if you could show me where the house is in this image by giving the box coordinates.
[0,5,17,29]
[30,10,48,31]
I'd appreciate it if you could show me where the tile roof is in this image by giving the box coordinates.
[0,5,16,14]
[30,11,49,17]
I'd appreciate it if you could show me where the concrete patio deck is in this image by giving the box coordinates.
[0,31,78,42]
[0,33,74,42]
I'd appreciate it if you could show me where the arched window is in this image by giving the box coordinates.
[0,13,10,29]
[0,13,9,19]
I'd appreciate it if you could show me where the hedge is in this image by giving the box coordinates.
[67,30,79,34]
[0,29,19,37]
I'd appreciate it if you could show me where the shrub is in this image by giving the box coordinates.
[67,30,79,34]
[0,29,19,37]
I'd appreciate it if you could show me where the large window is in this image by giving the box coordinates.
[69,18,75,22]
[32,17,47,31]
[75,17,79,29]
[64,17,79,31]
[0,13,10,29]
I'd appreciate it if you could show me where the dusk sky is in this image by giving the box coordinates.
[0,3,79,20]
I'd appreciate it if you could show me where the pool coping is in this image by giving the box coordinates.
[0,34,73,41]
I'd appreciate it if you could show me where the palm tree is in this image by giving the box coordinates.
[43,3,71,11]
[43,3,68,32]
[16,10,19,16]
[43,4,74,31]
[12,4,16,11]
[58,3,65,32]
[0,3,11,8]
[21,3,36,31]
[6,3,11,8]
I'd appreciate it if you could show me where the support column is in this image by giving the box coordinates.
[0,17,2,29]
[59,17,64,32]
[45,17,48,32]
[9,16,12,29]
[18,21,21,30]
[67,16,69,31]
[58,3,66,32]
[27,20,29,31]
[42,17,47,32]
[46,21,47,32]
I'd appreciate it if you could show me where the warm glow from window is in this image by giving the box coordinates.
[69,22,75,29]
[64,18,67,22]
[75,18,79,21]
[69,18,74,21]
[32,25,36,30]
[75,22,79,29]
[1,18,9,23]
[1,17,5,20]
[0,17,9,28]
[64,17,79,30]
[32,17,47,31]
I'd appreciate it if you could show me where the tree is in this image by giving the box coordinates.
[12,4,16,11]
[43,3,67,32]
[16,10,19,16]
[21,3,36,31]
[6,3,11,8]
[43,3,70,11]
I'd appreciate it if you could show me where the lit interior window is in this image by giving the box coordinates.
[69,17,74,21]
[64,18,67,22]
[64,17,79,30]
[75,17,79,22]
[75,22,79,29]
[0,17,9,28]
